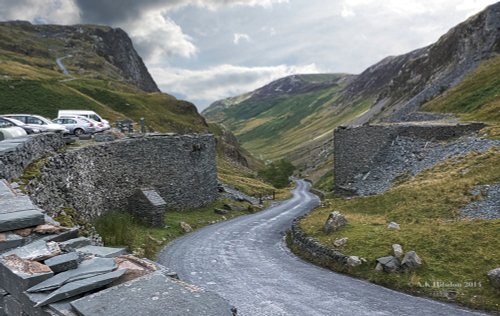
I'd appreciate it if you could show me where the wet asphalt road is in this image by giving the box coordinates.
[158,180,490,316]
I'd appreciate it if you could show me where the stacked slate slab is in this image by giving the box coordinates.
[0,178,236,316]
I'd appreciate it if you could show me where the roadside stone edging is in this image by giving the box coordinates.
[289,215,348,265]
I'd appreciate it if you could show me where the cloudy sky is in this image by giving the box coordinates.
[0,0,497,110]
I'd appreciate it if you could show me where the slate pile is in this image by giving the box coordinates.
[0,179,235,316]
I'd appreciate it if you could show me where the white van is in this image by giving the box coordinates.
[58,110,110,130]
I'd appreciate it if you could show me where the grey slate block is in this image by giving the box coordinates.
[0,209,45,232]
[28,257,117,293]
[4,295,24,316]
[58,238,91,252]
[43,228,79,244]
[0,180,15,199]
[35,269,126,307]
[76,245,126,258]
[44,253,80,274]
[0,258,53,297]
[0,195,38,214]
[70,272,234,316]
[0,232,23,251]
[2,240,60,261]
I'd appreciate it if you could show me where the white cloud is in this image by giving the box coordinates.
[341,6,355,18]
[233,33,251,44]
[150,63,320,108]
[127,11,197,63]
[0,0,80,24]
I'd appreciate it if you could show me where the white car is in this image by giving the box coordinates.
[58,110,110,130]
[2,114,68,133]
[58,115,106,132]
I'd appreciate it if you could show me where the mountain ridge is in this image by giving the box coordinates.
[203,2,500,178]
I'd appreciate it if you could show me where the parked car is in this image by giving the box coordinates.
[2,114,68,133]
[58,115,106,132]
[58,110,110,130]
[0,119,27,140]
[0,116,41,134]
[52,117,96,136]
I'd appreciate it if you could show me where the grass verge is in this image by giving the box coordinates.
[295,148,500,312]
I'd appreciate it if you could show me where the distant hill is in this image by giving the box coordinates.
[0,21,205,133]
[203,2,500,179]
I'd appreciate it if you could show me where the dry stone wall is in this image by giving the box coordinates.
[28,134,218,220]
[0,134,65,181]
[333,123,485,196]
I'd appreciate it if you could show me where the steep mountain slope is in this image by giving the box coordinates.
[0,21,205,133]
[204,2,500,178]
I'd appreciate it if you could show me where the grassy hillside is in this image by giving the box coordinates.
[422,55,500,124]
[0,22,207,133]
[296,148,500,311]
[204,74,373,178]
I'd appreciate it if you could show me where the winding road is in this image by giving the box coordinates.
[158,180,489,316]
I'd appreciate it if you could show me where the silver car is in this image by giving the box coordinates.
[2,114,68,133]
[52,117,96,135]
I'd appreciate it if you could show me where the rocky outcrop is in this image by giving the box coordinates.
[0,21,159,93]
[93,27,159,92]
[323,211,348,234]
[347,2,500,124]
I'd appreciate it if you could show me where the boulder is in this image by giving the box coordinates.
[333,237,348,247]
[392,244,403,258]
[347,256,362,267]
[180,222,193,233]
[487,268,500,289]
[401,251,422,271]
[387,222,400,230]
[323,211,347,234]
[214,208,229,215]
[376,256,400,273]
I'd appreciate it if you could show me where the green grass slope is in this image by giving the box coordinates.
[422,55,500,125]
[297,148,500,311]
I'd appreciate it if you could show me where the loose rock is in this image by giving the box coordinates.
[487,268,500,289]
[387,222,400,230]
[334,237,348,247]
[392,244,403,258]
[180,221,193,233]
[347,256,362,267]
[323,211,347,234]
[376,256,400,273]
[401,251,422,271]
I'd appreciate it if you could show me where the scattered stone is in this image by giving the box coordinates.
[1,254,52,275]
[323,211,348,234]
[487,268,500,289]
[214,208,229,215]
[333,237,348,247]
[0,232,23,251]
[223,204,246,212]
[376,256,401,273]
[28,257,117,293]
[401,251,422,271]
[0,209,45,233]
[35,269,126,307]
[70,271,235,316]
[33,224,69,234]
[113,255,157,283]
[0,254,54,295]
[44,227,80,243]
[392,244,403,258]
[44,252,80,273]
[58,237,92,251]
[2,240,61,261]
[387,222,400,230]
[14,227,33,237]
[76,245,127,258]
[180,221,193,233]
[375,263,383,272]
[347,256,362,267]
